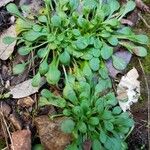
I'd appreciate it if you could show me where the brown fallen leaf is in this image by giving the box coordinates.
[0,0,13,7]
[11,129,31,150]
[0,25,16,60]
[35,116,71,150]
[8,78,46,98]
[17,97,35,108]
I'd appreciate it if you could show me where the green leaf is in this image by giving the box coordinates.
[107,36,119,46]
[77,16,89,29]
[132,46,147,57]
[112,106,122,115]
[63,83,78,104]
[72,29,81,37]
[99,66,109,79]
[95,78,112,95]
[91,48,101,58]
[105,92,117,106]
[18,46,31,56]
[94,38,102,49]
[119,1,136,19]
[32,72,41,87]
[108,0,120,16]
[41,89,53,99]
[38,97,50,107]
[104,121,114,131]
[82,61,92,79]
[13,63,26,75]
[63,109,71,116]
[117,27,132,35]
[6,3,23,18]
[78,122,87,133]
[75,37,89,50]
[46,66,61,85]
[51,15,61,27]
[81,52,93,60]
[100,129,107,144]
[89,117,99,125]
[59,51,70,65]
[38,15,47,23]
[32,24,42,32]
[92,139,102,150]
[100,31,111,38]
[135,34,149,45]
[101,44,113,60]
[89,57,100,71]
[3,36,16,45]
[103,18,119,27]
[102,110,112,120]
[61,119,75,133]
[112,55,127,70]
[69,0,79,10]
[37,47,48,58]
[39,60,49,75]
[23,30,45,42]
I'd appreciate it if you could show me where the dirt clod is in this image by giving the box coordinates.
[35,116,71,150]
[11,129,31,150]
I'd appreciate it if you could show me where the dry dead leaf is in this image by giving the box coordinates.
[9,78,46,99]
[0,25,16,60]
[17,97,35,108]
[0,0,13,7]
[117,68,140,112]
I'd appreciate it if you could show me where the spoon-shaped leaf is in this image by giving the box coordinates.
[6,3,24,19]
[132,46,147,57]
[13,63,26,75]
[112,55,127,70]
[119,1,136,20]
[32,72,41,87]
[108,0,120,17]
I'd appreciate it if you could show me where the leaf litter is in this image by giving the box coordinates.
[117,68,140,112]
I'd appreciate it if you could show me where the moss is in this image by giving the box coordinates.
[0,139,6,149]
[134,13,150,74]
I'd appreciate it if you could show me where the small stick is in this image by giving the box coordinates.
[138,13,150,29]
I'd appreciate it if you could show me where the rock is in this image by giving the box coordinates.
[9,113,22,130]
[17,97,35,108]
[11,130,31,150]
[35,116,71,150]
[0,101,11,117]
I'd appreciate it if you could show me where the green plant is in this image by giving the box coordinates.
[4,0,148,87]
[39,72,134,150]
[4,0,149,149]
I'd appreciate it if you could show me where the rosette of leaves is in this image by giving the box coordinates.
[4,0,149,86]
[39,71,134,150]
